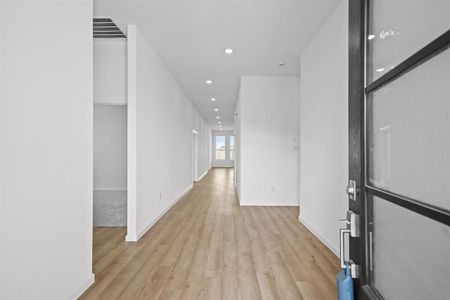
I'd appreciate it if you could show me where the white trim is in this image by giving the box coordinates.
[298,215,339,257]
[195,170,208,182]
[93,187,127,192]
[86,15,95,300]
[66,273,95,300]
[126,24,138,242]
[126,184,193,242]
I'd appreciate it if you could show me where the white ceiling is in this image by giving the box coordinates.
[94,0,339,129]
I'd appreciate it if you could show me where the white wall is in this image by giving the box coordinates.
[127,25,210,241]
[298,0,348,255]
[94,105,127,189]
[0,1,94,299]
[94,39,127,105]
[234,89,242,200]
[236,76,300,206]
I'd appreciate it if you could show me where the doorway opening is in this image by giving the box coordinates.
[92,18,129,275]
[212,130,235,168]
[192,130,199,182]
[93,104,127,227]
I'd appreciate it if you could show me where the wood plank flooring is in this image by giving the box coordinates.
[80,168,339,300]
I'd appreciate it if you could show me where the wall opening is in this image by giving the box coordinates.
[192,130,199,181]
[92,20,129,268]
[93,104,127,227]
[212,130,235,168]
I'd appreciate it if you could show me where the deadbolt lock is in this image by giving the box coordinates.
[346,180,357,201]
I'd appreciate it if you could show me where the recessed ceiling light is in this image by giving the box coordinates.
[214,108,219,112]
[218,121,221,124]
[279,62,285,67]
[368,34,375,40]
[206,80,212,84]
[225,48,234,54]
[211,98,216,101]
[216,116,220,119]
[376,67,385,73]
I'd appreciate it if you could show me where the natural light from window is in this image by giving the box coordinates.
[215,136,226,160]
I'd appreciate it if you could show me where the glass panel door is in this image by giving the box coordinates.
[367,0,450,82]
[371,196,450,300]
[212,132,235,167]
[367,47,450,210]
[348,1,450,299]
[365,1,450,299]
[215,136,226,160]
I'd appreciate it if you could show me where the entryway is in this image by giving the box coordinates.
[212,130,235,168]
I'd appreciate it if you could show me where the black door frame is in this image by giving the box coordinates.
[348,0,450,299]
[348,0,370,298]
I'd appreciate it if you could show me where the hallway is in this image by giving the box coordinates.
[81,168,339,300]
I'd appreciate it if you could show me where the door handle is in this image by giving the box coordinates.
[339,211,361,278]
[340,211,360,238]
[339,228,351,268]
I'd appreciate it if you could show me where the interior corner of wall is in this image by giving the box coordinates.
[298,214,339,257]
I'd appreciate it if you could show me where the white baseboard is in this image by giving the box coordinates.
[298,215,339,257]
[195,170,208,181]
[125,233,136,242]
[127,184,193,242]
[67,273,95,300]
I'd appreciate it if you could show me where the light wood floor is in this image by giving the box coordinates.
[81,168,339,300]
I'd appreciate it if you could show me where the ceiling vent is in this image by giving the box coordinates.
[93,18,126,39]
